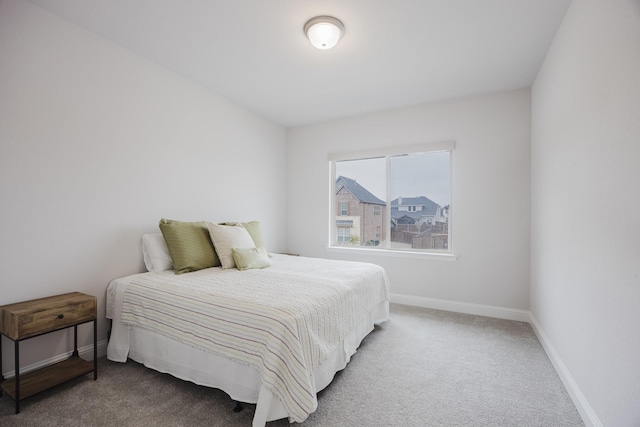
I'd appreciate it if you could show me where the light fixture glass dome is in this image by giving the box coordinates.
[304,16,345,50]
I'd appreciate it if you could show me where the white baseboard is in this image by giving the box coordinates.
[528,314,602,427]
[2,339,108,379]
[390,292,531,322]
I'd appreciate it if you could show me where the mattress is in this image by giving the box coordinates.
[106,254,389,426]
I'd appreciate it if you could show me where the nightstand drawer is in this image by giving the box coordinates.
[0,292,96,340]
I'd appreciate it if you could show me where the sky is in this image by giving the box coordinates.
[335,151,451,206]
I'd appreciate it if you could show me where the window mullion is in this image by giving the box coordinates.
[385,156,391,249]
[329,160,336,246]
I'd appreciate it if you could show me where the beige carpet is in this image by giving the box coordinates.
[0,303,583,426]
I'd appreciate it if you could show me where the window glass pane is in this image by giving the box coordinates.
[331,147,452,253]
[335,158,386,247]
[390,151,450,250]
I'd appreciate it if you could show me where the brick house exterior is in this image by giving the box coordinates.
[335,176,386,246]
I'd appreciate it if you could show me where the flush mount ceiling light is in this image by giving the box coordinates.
[304,16,345,50]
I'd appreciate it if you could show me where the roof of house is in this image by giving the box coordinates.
[391,196,440,219]
[336,176,385,205]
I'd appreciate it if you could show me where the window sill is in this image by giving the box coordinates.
[325,246,457,261]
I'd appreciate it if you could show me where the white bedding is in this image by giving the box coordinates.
[106,254,390,426]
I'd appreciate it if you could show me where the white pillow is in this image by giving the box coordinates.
[206,223,255,269]
[142,233,173,272]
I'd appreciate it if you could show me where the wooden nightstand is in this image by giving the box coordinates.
[0,292,97,414]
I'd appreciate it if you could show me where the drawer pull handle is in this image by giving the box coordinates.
[57,314,64,319]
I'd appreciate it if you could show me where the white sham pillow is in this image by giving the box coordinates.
[206,223,255,269]
[142,233,173,272]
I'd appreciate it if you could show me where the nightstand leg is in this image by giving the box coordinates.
[72,325,78,357]
[14,340,20,414]
[0,335,3,398]
[93,319,98,380]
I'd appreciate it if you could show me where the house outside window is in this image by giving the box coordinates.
[340,202,348,216]
[329,141,453,253]
[334,174,386,246]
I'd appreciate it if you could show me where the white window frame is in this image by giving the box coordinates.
[328,141,456,260]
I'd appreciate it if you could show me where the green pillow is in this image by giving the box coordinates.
[158,219,220,274]
[241,221,266,250]
[220,221,267,250]
[231,247,271,271]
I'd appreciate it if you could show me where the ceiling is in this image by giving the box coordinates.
[26,0,572,128]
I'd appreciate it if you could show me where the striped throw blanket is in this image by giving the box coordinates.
[119,254,390,423]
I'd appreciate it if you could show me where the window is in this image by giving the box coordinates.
[329,141,453,254]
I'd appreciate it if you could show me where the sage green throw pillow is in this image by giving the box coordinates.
[159,219,220,274]
[231,247,271,271]
[241,221,266,250]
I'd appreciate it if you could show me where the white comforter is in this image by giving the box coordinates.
[116,254,390,423]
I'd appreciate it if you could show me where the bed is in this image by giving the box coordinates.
[106,229,390,426]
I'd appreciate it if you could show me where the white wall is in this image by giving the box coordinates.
[531,0,640,425]
[288,89,531,312]
[0,0,286,370]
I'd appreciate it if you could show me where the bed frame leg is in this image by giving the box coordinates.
[233,401,244,412]
[252,385,273,427]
